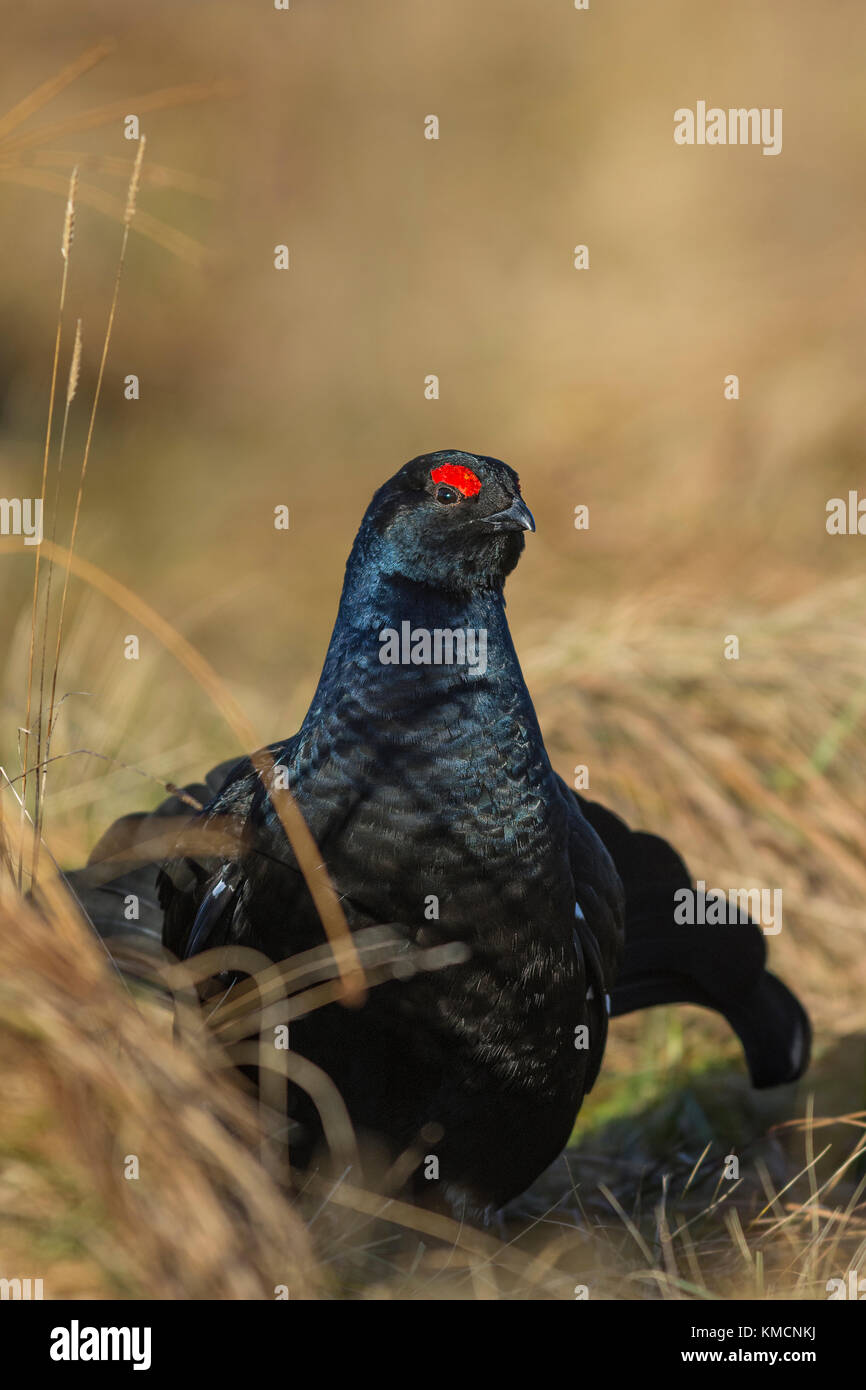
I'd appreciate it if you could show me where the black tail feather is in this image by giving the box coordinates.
[575,793,811,1089]
[610,961,811,1088]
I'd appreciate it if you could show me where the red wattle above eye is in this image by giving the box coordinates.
[430,464,482,498]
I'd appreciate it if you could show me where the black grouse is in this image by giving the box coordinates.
[66,450,810,1212]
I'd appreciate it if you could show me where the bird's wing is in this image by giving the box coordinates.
[62,753,249,964]
[157,743,304,962]
[557,778,810,1088]
[557,784,626,1094]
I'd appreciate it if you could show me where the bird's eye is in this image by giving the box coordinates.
[435,485,460,505]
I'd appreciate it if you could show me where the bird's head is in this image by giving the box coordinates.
[357,450,535,594]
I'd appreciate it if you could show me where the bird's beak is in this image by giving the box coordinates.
[478,496,536,533]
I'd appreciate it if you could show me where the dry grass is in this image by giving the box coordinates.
[0,888,318,1299]
[531,572,866,1035]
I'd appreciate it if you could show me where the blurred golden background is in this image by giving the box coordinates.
[1,0,865,1298]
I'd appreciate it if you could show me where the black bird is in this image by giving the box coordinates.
[66,450,810,1213]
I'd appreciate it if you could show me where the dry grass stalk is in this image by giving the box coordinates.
[38,142,147,883]
[20,164,78,887]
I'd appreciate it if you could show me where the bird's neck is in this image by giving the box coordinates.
[302,559,533,729]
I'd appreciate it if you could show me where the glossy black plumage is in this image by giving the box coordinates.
[65,450,810,1211]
